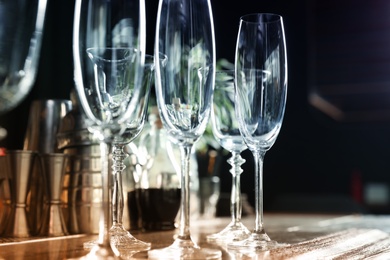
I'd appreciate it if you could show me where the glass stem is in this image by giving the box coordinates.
[177,144,193,240]
[111,144,128,226]
[228,151,245,224]
[253,150,266,233]
[98,141,112,246]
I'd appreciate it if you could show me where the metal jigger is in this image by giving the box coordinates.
[2,150,36,238]
[38,153,69,236]
[0,155,11,235]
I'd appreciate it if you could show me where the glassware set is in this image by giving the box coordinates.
[1,0,288,258]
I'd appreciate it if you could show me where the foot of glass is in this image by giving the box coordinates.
[207,221,251,244]
[148,237,221,260]
[227,232,288,252]
[109,224,151,257]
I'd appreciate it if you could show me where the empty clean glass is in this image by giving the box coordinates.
[82,54,159,257]
[229,13,288,252]
[148,0,221,258]
[206,70,250,244]
[72,0,148,258]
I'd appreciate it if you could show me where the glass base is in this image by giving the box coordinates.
[79,243,119,260]
[83,240,99,250]
[207,221,251,244]
[109,224,151,257]
[227,231,287,252]
[83,225,151,258]
[148,237,221,260]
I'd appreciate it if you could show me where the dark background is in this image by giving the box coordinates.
[2,0,390,214]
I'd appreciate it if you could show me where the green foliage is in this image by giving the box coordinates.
[195,59,234,154]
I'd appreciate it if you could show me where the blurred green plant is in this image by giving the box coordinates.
[195,58,234,154]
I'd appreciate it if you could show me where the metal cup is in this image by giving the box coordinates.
[2,150,36,238]
[23,99,72,153]
[56,91,105,234]
[38,153,69,236]
[66,150,102,234]
[0,154,11,235]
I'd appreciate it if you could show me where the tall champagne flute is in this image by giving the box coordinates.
[229,13,288,251]
[73,0,147,258]
[0,0,47,139]
[206,70,251,244]
[148,0,221,259]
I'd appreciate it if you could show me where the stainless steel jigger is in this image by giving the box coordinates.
[0,155,11,235]
[38,153,69,236]
[2,150,36,238]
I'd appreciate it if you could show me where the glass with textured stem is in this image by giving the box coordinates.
[206,70,251,244]
[148,0,221,259]
[107,54,163,257]
[228,13,288,252]
[72,0,147,258]
[0,0,47,140]
[82,54,161,258]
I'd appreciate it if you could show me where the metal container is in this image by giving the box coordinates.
[62,145,102,234]
[57,92,104,234]
[24,99,72,154]
[0,155,11,235]
[38,153,69,237]
[2,150,36,238]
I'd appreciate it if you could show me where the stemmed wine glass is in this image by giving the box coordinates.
[228,13,288,251]
[0,0,47,140]
[206,70,251,244]
[108,54,170,257]
[73,0,147,258]
[148,0,221,259]
[82,54,157,257]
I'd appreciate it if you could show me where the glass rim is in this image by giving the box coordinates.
[240,13,282,24]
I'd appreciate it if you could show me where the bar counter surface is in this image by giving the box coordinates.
[1,213,390,259]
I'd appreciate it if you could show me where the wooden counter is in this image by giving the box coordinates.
[1,213,390,259]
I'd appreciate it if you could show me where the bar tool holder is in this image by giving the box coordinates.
[2,150,36,238]
[38,153,69,236]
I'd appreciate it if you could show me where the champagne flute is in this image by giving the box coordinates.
[206,70,251,244]
[228,13,288,251]
[148,0,221,258]
[0,0,47,139]
[73,0,147,258]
